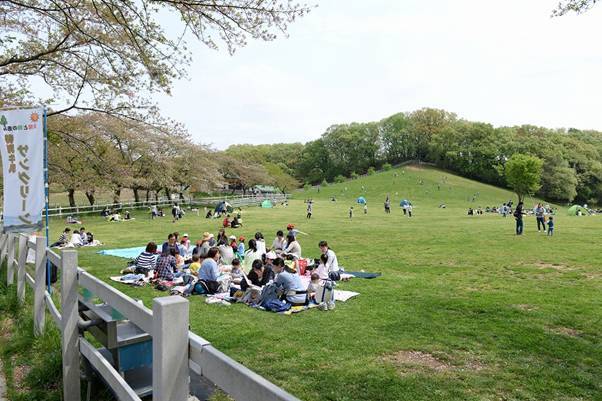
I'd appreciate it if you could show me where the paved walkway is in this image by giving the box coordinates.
[0,360,6,401]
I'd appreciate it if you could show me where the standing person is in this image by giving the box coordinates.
[514,201,525,235]
[384,195,391,214]
[363,203,368,215]
[402,204,407,215]
[171,204,178,222]
[407,204,413,217]
[349,206,353,219]
[547,216,554,236]
[535,203,546,232]
[151,205,158,219]
[306,200,313,219]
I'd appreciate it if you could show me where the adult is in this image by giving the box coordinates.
[79,227,88,245]
[514,201,525,235]
[319,240,340,281]
[161,233,178,254]
[51,227,71,247]
[241,259,275,291]
[255,232,266,255]
[274,261,307,305]
[271,230,286,251]
[306,201,312,219]
[535,203,546,232]
[69,229,83,247]
[198,247,221,294]
[243,239,263,272]
[194,233,213,258]
[171,204,179,222]
[135,242,158,273]
[218,242,235,265]
[151,205,158,219]
[216,228,228,246]
[230,215,242,228]
[384,195,391,214]
[282,234,301,259]
[155,248,177,281]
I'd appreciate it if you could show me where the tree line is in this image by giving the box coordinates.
[229,108,602,205]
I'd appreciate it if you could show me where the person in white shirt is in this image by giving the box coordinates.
[69,231,83,247]
[319,240,340,280]
[254,232,266,255]
[271,230,286,251]
[243,239,263,272]
[283,234,301,260]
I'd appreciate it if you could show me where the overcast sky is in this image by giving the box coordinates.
[156,0,602,150]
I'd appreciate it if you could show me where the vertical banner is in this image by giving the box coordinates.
[0,107,45,233]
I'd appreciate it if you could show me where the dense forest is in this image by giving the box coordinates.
[227,108,602,205]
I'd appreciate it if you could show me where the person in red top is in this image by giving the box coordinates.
[222,215,231,228]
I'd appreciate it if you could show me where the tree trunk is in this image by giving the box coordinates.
[165,188,171,200]
[113,187,121,205]
[67,188,76,207]
[133,187,140,203]
[85,189,96,206]
[145,189,150,202]
[179,192,185,201]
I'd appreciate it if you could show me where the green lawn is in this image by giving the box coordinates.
[48,165,601,401]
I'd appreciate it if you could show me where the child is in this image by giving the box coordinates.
[349,206,353,219]
[307,273,321,302]
[230,258,243,285]
[363,204,368,214]
[237,236,245,259]
[547,216,554,236]
[188,254,201,276]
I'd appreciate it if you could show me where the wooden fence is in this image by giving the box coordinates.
[0,230,300,401]
[43,193,289,217]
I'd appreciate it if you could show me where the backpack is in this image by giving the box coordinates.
[263,299,291,312]
[260,283,281,307]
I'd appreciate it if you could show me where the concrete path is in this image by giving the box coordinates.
[0,360,7,401]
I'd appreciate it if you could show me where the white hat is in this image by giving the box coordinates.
[266,251,277,259]
[228,235,236,240]
[182,233,189,237]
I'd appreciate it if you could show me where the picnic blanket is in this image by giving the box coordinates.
[98,246,145,259]
[346,271,381,279]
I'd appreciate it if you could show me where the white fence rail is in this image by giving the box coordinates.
[42,193,289,217]
[0,229,300,401]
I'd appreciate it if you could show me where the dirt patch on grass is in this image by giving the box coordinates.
[549,326,582,337]
[0,318,14,341]
[383,351,451,372]
[534,262,571,271]
[404,165,424,171]
[13,363,31,392]
[512,304,538,312]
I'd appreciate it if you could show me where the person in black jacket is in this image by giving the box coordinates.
[240,259,274,291]
[514,201,524,235]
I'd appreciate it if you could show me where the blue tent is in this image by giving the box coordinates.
[356,196,366,204]
[400,199,411,207]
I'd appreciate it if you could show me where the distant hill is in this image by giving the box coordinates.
[301,164,549,209]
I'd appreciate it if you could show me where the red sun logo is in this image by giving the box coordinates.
[30,113,39,122]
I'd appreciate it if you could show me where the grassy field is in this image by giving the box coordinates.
[47,165,601,401]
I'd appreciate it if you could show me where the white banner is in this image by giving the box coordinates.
[0,107,45,233]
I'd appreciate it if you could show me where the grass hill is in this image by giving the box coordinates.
[34,164,601,401]
[303,164,547,210]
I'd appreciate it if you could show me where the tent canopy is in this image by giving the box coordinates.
[356,196,366,204]
[567,205,587,215]
[399,199,411,206]
[261,199,274,208]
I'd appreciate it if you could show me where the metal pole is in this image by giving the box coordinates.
[43,107,51,293]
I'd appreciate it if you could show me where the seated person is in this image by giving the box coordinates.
[124,210,133,220]
[188,254,202,277]
[319,240,340,281]
[205,210,213,219]
[135,242,158,274]
[274,260,307,305]
[282,234,302,259]
[306,273,321,302]
[230,258,243,285]
[50,227,71,247]
[218,242,235,265]
[198,248,222,294]
[222,215,231,228]
[66,215,81,224]
[69,230,84,247]
[155,249,177,281]
[243,239,263,272]
[271,230,286,251]
[230,216,241,228]
[241,259,274,291]
[109,212,121,221]
[100,208,110,217]
[79,227,88,245]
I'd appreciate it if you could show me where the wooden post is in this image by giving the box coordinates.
[7,233,15,285]
[153,296,189,401]
[34,236,46,336]
[17,234,27,304]
[0,232,6,266]
[61,249,81,401]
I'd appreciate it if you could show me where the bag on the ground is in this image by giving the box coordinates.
[260,283,280,307]
[263,299,292,312]
[193,281,209,295]
[328,270,341,281]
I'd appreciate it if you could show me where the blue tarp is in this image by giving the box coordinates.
[356,196,366,204]
[97,246,145,259]
[400,199,411,206]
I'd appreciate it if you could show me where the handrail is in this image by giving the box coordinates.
[80,338,142,401]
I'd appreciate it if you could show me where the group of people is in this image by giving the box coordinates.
[513,202,554,236]
[130,225,342,307]
[51,227,98,247]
